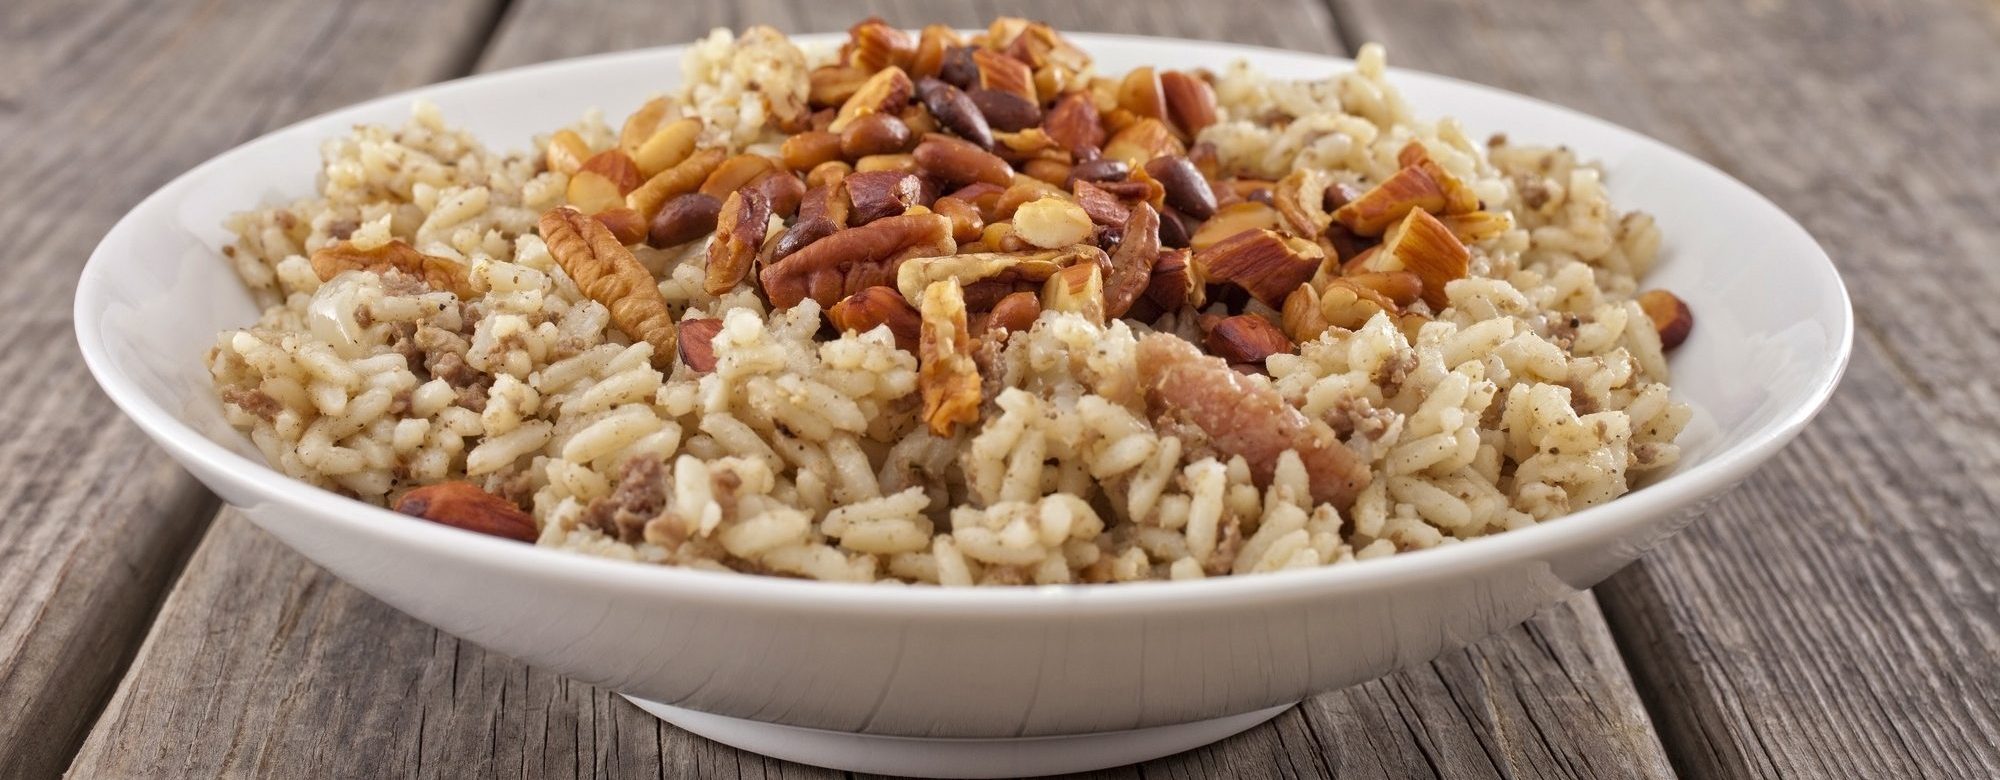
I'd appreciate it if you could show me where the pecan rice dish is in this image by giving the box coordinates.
[209,19,1694,585]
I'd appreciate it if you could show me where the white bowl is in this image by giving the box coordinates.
[75,34,1850,778]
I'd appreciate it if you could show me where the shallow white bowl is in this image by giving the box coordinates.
[75,34,1850,778]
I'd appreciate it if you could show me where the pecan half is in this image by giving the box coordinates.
[395,482,537,542]
[760,212,957,308]
[310,240,471,298]
[540,206,677,368]
[830,286,922,351]
[705,189,772,295]
[1104,202,1160,318]
[919,279,982,436]
[1196,228,1323,307]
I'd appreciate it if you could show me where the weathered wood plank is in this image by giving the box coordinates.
[70,3,1677,778]
[1335,0,2000,776]
[0,1,502,777]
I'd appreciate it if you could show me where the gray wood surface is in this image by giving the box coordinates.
[62,2,1677,779]
[1339,0,2000,776]
[0,1,501,777]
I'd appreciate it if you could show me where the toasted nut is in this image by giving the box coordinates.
[910,25,964,79]
[1104,202,1160,318]
[1033,65,1079,106]
[310,240,470,297]
[912,134,1014,187]
[1146,248,1199,311]
[1638,289,1693,350]
[810,64,872,108]
[831,67,915,134]
[848,17,916,71]
[839,112,915,158]
[705,189,772,294]
[781,130,845,172]
[938,45,980,90]
[1319,278,1398,331]
[761,213,956,308]
[1396,141,1480,213]
[1323,222,1377,265]
[798,182,853,226]
[1190,201,1279,251]
[676,317,725,373]
[541,206,676,368]
[1330,165,1448,236]
[395,482,536,542]
[972,48,1035,102]
[1042,92,1104,157]
[854,153,918,173]
[1021,158,1070,186]
[773,219,837,262]
[581,150,644,196]
[1159,71,1218,135]
[747,171,807,219]
[1117,67,1167,121]
[1158,206,1192,249]
[545,129,591,176]
[1206,314,1293,364]
[1143,155,1216,220]
[618,97,672,155]
[916,77,995,150]
[967,88,1042,132]
[1281,284,1331,342]
[1071,180,1131,227]
[1105,118,1185,168]
[1341,245,1385,276]
[1012,196,1093,248]
[699,154,779,200]
[844,170,923,225]
[1440,210,1515,245]
[1197,228,1322,307]
[1345,271,1423,307]
[946,181,1007,219]
[919,279,982,435]
[1067,158,1129,186]
[988,290,1040,333]
[993,177,1068,220]
[932,196,985,242]
[895,245,1101,304]
[1042,262,1105,325]
[1272,168,1333,238]
[1004,21,1091,71]
[631,118,702,179]
[647,192,723,248]
[1380,209,1468,309]
[627,148,726,221]
[807,160,853,190]
[592,207,649,245]
[566,170,627,214]
[830,286,922,351]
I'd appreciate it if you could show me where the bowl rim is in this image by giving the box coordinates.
[73,33,1853,617]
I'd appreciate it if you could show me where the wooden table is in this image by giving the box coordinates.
[8,0,1995,776]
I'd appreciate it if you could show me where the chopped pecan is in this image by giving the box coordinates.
[1136,333,1368,509]
[746,170,807,219]
[919,279,982,436]
[895,245,1100,304]
[540,206,677,368]
[1042,92,1104,157]
[1319,278,1399,330]
[677,317,725,373]
[844,170,923,225]
[760,212,957,308]
[581,149,644,195]
[592,207,649,245]
[1205,314,1293,365]
[829,286,922,351]
[1281,284,1331,342]
[705,189,772,295]
[1196,228,1323,307]
[395,482,537,542]
[1345,271,1424,308]
[310,240,471,298]
[1103,202,1160,318]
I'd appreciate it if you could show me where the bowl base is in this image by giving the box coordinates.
[621,696,1294,778]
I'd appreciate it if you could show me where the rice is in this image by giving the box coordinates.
[207,22,1689,585]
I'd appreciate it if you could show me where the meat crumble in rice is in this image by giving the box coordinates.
[205,18,1692,584]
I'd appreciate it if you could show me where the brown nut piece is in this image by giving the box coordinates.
[1318,278,1399,331]
[840,112,915,158]
[676,317,725,373]
[565,170,627,215]
[919,279,982,436]
[631,118,703,178]
[1104,202,1160,318]
[1068,158,1130,186]
[1116,67,1167,121]
[1189,201,1279,251]
[592,207,649,246]
[1205,314,1294,365]
[648,192,723,248]
[830,67,915,134]
[1272,168,1333,238]
[1041,262,1105,325]
[913,134,1014,187]
[910,25,964,79]
[395,482,538,542]
[540,206,677,369]
[847,17,916,71]
[581,150,645,195]
[810,64,872,108]
[932,195,985,242]
[1105,118,1185,168]
[1042,92,1104,157]
[627,148,727,222]
[1160,71,1219,135]
[761,212,957,308]
[806,160,853,190]
[1281,283,1331,342]
[1196,228,1322,307]
[747,170,807,219]
[987,290,1040,334]
[1379,208,1468,309]
[1071,180,1131,227]
[829,286,922,352]
[971,48,1035,102]
[967,88,1042,132]
[1146,248,1200,311]
[1344,271,1424,308]
[310,240,471,298]
[705,189,773,295]
[1143,155,1216,220]
[844,170,924,225]
[1637,289,1694,350]
[618,97,673,155]
[1011,196,1093,248]
[781,130,844,172]
[699,154,779,201]
[544,129,591,176]
[916,77,995,150]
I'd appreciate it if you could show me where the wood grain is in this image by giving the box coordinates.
[68,2,1676,779]
[0,0,503,777]
[1336,0,2000,776]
